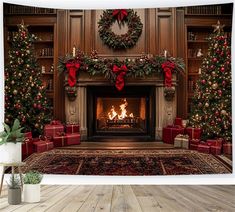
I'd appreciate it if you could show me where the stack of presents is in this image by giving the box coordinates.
[163,118,232,156]
[22,120,80,159]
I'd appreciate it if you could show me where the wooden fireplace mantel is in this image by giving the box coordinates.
[76,72,177,87]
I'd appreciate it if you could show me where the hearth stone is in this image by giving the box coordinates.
[65,72,177,141]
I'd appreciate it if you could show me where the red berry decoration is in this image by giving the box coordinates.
[218,90,222,96]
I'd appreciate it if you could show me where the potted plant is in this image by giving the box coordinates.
[0,119,24,163]
[7,174,22,205]
[23,171,43,203]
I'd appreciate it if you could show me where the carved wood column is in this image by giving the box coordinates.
[77,86,87,140]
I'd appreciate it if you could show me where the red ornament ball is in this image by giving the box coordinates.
[201,79,206,84]
[213,58,217,62]
[220,67,225,72]
[33,103,37,108]
[218,90,222,96]
[215,111,219,116]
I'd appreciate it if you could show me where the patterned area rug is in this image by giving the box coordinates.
[21,149,232,175]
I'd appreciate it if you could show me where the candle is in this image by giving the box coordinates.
[164,50,168,58]
[72,46,76,57]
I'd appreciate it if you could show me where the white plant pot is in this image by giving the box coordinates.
[23,184,41,203]
[0,142,22,163]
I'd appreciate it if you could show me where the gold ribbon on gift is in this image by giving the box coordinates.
[23,138,30,155]
[62,136,65,146]
[45,142,50,150]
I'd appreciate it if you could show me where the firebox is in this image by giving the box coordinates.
[87,86,155,140]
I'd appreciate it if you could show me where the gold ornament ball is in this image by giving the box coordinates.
[205,102,209,107]
[18,73,22,77]
[31,83,34,87]
[35,123,39,128]
[208,81,212,85]
[11,80,15,85]
[212,83,218,89]
[29,76,33,81]
[211,71,216,76]
[221,110,227,115]
[13,90,18,95]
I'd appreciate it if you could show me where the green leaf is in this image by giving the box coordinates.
[3,123,11,134]
[12,119,20,132]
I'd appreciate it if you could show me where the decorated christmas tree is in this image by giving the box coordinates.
[5,23,52,135]
[189,21,231,141]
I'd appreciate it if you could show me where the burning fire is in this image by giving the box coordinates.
[108,99,134,120]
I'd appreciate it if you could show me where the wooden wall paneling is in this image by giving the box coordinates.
[148,8,157,54]
[93,9,148,58]
[68,10,85,52]
[155,9,175,55]
[176,8,187,118]
[55,10,68,121]
[84,10,92,53]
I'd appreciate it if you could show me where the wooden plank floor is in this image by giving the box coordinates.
[0,185,235,212]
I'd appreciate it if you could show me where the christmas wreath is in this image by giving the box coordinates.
[98,9,143,49]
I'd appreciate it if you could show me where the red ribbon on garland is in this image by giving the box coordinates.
[112,9,128,21]
[112,64,128,91]
[66,60,80,87]
[161,61,175,87]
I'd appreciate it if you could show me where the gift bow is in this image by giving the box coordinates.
[112,9,128,21]
[161,61,175,87]
[176,134,189,139]
[51,120,61,125]
[112,64,128,91]
[66,60,80,87]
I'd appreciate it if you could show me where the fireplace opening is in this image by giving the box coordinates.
[96,97,147,133]
[87,86,155,140]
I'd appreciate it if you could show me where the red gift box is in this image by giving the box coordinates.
[44,121,64,138]
[190,143,199,150]
[174,117,183,127]
[24,132,32,139]
[53,134,67,147]
[223,142,232,155]
[198,144,210,154]
[66,133,80,145]
[163,126,185,144]
[65,124,80,134]
[211,146,222,155]
[206,139,223,147]
[22,138,34,159]
[33,141,54,153]
[185,127,202,140]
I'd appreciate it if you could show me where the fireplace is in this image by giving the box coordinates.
[87,86,155,140]
[65,72,177,141]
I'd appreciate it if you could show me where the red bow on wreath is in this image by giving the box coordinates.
[112,64,128,91]
[66,60,80,87]
[112,9,128,21]
[161,61,175,87]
